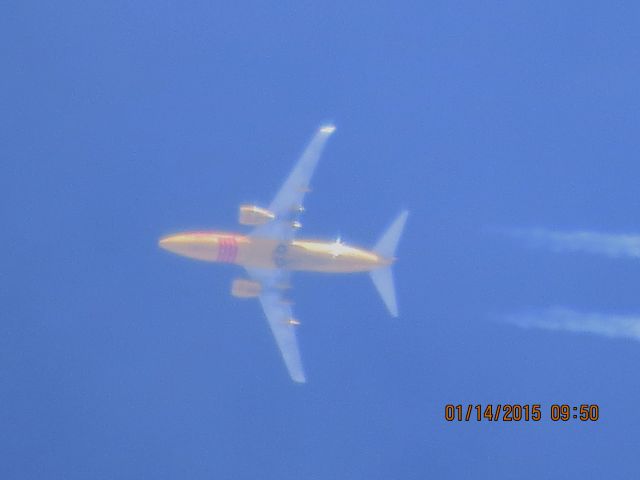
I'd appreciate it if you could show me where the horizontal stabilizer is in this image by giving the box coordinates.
[373,210,409,259]
[370,266,399,317]
[370,211,408,317]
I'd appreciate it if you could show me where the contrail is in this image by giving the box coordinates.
[500,228,640,259]
[502,307,640,342]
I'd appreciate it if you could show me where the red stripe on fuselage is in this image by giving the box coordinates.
[216,238,226,262]
[225,239,231,262]
[229,237,238,262]
[216,236,238,263]
[230,237,238,262]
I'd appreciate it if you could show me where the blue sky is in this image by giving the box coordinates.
[3,1,640,478]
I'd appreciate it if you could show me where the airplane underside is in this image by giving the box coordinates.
[159,124,408,382]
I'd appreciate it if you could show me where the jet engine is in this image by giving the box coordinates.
[231,278,262,298]
[238,204,275,226]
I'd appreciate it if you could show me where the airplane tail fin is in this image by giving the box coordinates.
[370,210,409,317]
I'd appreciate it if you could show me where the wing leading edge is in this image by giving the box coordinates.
[251,124,336,241]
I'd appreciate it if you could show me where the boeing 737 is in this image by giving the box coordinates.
[159,125,408,383]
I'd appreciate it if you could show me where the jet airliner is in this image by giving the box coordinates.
[159,125,408,382]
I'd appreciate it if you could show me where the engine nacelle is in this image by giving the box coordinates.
[231,279,262,298]
[238,204,275,226]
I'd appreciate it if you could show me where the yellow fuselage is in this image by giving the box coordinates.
[158,231,391,273]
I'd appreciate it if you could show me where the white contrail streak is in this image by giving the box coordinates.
[503,308,640,342]
[502,228,640,258]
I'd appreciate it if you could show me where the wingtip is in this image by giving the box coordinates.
[320,124,336,134]
[292,374,307,384]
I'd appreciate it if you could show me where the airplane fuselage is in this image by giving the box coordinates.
[159,231,392,273]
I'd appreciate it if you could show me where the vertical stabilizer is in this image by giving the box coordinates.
[370,211,409,317]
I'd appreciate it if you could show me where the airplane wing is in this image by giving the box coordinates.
[246,267,305,383]
[246,124,337,382]
[251,124,336,241]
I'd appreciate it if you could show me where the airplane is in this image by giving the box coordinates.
[158,125,408,383]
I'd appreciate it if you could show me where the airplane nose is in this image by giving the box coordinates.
[158,232,221,261]
[158,235,178,250]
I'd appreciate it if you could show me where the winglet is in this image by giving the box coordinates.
[320,124,336,134]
